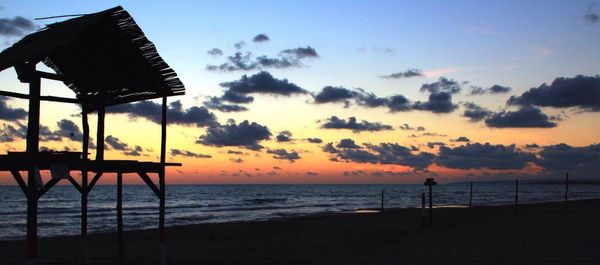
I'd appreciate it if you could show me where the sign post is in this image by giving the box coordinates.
[424,178,437,226]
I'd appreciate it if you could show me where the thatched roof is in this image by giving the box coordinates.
[0,6,185,107]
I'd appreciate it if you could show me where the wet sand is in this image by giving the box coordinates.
[1,199,599,264]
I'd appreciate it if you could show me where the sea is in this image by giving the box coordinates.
[1,182,599,240]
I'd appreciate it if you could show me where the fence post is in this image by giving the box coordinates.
[564,172,569,212]
[515,178,519,214]
[421,192,426,227]
[468,181,473,211]
[380,190,384,213]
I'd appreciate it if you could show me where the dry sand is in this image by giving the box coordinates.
[1,199,599,264]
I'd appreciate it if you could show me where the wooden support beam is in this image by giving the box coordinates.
[10,170,28,197]
[67,176,82,193]
[137,172,160,197]
[96,106,105,161]
[35,70,66,82]
[37,178,60,199]
[159,96,167,265]
[117,172,124,264]
[0,90,81,104]
[25,64,40,260]
[86,172,103,194]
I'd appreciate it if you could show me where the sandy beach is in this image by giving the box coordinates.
[0,198,599,264]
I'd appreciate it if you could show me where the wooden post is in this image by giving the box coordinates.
[468,182,473,211]
[96,106,105,161]
[421,192,426,227]
[515,179,519,214]
[380,190,384,213]
[428,184,433,226]
[117,172,124,264]
[81,105,90,263]
[564,173,569,212]
[159,97,167,265]
[25,68,41,260]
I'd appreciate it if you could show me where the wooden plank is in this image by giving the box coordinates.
[10,170,28,197]
[86,172,103,193]
[37,178,60,199]
[67,176,82,193]
[137,171,160,197]
[35,70,66,82]
[0,89,81,104]
[26,68,40,259]
[117,172,124,264]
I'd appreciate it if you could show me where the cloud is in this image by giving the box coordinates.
[399,124,425,131]
[171,149,212,158]
[507,75,600,112]
[0,16,36,37]
[109,100,218,127]
[451,136,470,142]
[0,123,26,142]
[380,69,423,79]
[267,148,300,162]
[0,96,27,121]
[585,6,599,24]
[321,116,393,132]
[306,137,323,144]
[325,141,436,170]
[537,143,600,176]
[306,171,318,176]
[313,86,356,104]
[485,106,558,128]
[336,138,361,149]
[469,84,511,95]
[276,130,293,142]
[436,143,535,170]
[462,102,492,122]
[203,97,249,112]
[412,92,458,113]
[420,77,462,94]
[104,135,146,156]
[207,46,318,72]
[386,95,412,112]
[197,120,272,150]
[253,34,270,42]
[219,71,308,98]
[234,41,245,49]
[427,142,445,149]
[207,48,223,56]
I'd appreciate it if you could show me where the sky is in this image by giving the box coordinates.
[0,0,599,184]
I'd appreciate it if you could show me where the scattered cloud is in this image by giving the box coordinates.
[508,75,600,112]
[436,143,535,170]
[321,116,393,132]
[399,124,425,131]
[451,136,470,142]
[420,77,463,94]
[380,69,423,79]
[276,130,293,142]
[206,46,318,72]
[253,33,270,42]
[218,72,308,104]
[0,16,36,37]
[197,120,272,150]
[485,106,558,128]
[267,148,300,162]
[412,92,458,113]
[462,102,492,122]
[171,149,212,158]
[336,138,361,149]
[105,135,145,156]
[306,137,323,144]
[537,143,600,176]
[325,141,436,170]
[469,84,511,95]
[203,97,249,112]
[109,100,218,127]
[0,96,27,121]
[207,48,223,57]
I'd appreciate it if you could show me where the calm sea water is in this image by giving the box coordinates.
[1,182,599,240]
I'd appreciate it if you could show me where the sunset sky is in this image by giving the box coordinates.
[1,0,599,184]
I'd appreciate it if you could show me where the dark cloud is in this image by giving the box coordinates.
[336,138,361,149]
[421,132,447,137]
[313,86,355,104]
[280,46,319,59]
[399,124,425,131]
[109,100,218,127]
[485,106,558,128]
[0,16,36,37]
[105,135,128,151]
[380,69,423,79]
[227,150,245,155]
[219,71,308,97]
[451,136,470,142]
[0,123,26,142]
[207,46,318,72]
[171,149,212,158]
[207,48,223,57]
[197,120,271,150]
[234,41,245,49]
[462,102,492,122]
[306,137,323,144]
[276,130,293,142]
[326,142,435,170]
[537,143,600,176]
[321,116,393,132]
[203,97,249,112]
[54,119,83,140]
[427,142,445,149]
[386,95,412,112]
[525,143,540,149]
[420,77,462,94]
[253,34,270,42]
[470,85,511,95]
[306,171,318,176]
[230,158,244,163]
[436,143,535,170]
[0,96,27,121]
[267,148,300,162]
[585,6,599,23]
[507,75,600,112]
[412,92,458,113]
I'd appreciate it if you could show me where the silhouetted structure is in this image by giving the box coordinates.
[424,178,436,226]
[0,6,184,263]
